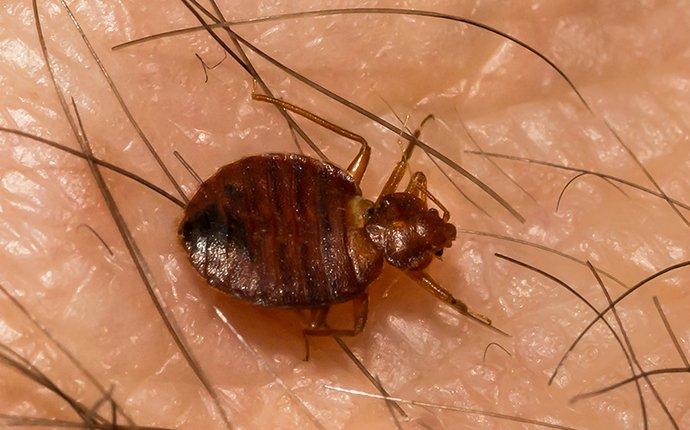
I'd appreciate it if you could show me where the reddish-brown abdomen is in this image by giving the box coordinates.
[179,153,378,307]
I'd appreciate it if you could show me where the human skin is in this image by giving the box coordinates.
[0,0,689,429]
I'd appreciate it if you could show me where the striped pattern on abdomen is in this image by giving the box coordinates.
[179,153,367,307]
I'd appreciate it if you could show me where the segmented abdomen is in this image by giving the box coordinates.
[179,153,366,307]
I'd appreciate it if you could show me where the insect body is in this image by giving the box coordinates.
[179,94,505,340]
[181,153,378,307]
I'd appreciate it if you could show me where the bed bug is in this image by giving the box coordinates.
[179,92,507,347]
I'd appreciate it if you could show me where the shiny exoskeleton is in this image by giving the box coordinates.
[179,93,503,342]
[180,153,381,307]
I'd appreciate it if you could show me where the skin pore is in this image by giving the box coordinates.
[0,0,689,428]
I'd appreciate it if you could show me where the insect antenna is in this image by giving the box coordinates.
[405,271,511,337]
[378,98,492,217]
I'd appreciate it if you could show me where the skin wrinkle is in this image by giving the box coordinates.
[0,1,688,429]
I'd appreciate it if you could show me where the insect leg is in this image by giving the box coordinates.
[251,91,370,185]
[405,171,428,203]
[405,172,451,222]
[405,270,510,337]
[303,293,369,338]
[303,307,330,361]
[346,141,370,186]
[377,155,408,201]
[377,114,435,200]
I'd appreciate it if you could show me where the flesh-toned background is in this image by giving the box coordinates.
[0,1,688,429]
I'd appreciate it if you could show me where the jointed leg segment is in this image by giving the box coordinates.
[303,293,369,338]
[302,295,368,358]
[251,90,370,185]
[377,114,435,200]
[303,307,329,361]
